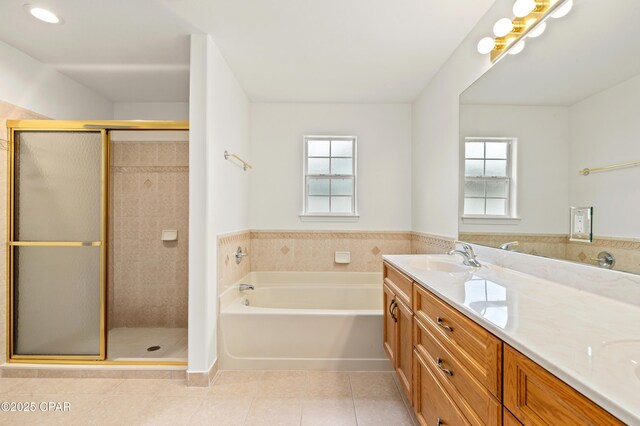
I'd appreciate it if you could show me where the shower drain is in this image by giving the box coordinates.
[147,345,161,352]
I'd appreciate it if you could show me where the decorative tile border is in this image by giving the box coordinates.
[250,230,412,240]
[112,166,188,173]
[570,236,640,250]
[459,232,568,244]
[411,232,455,251]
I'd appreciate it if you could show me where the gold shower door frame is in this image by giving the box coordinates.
[6,120,189,365]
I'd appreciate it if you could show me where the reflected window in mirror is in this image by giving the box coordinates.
[463,137,516,218]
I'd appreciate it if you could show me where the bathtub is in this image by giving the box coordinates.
[219,272,390,371]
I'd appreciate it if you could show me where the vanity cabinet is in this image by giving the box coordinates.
[503,345,624,426]
[383,263,414,402]
[381,261,625,426]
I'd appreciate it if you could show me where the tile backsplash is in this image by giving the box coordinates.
[216,230,453,291]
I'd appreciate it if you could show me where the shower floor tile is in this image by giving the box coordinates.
[107,327,187,361]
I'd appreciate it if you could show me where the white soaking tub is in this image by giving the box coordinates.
[219,272,390,371]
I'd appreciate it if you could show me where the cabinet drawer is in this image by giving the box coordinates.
[504,345,624,426]
[414,317,501,426]
[413,283,502,398]
[384,262,412,307]
[413,349,470,426]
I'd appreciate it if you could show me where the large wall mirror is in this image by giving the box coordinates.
[459,0,640,274]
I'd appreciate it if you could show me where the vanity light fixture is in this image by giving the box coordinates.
[477,0,571,62]
[24,4,62,24]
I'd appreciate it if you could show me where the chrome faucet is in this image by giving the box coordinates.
[499,241,519,251]
[447,242,481,267]
[239,283,254,291]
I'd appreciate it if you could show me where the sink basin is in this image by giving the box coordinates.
[407,258,471,273]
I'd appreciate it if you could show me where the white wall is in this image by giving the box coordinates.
[412,0,512,238]
[459,104,570,234]
[569,74,640,239]
[113,102,189,120]
[249,103,412,230]
[188,34,250,374]
[0,40,112,119]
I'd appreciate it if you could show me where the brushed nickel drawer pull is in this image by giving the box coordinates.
[436,357,453,376]
[436,418,443,426]
[436,317,453,332]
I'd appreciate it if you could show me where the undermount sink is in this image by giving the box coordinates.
[407,258,471,273]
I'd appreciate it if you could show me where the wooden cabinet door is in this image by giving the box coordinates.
[383,284,396,365]
[395,298,413,402]
[504,345,624,426]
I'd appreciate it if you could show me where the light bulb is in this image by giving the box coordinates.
[513,0,536,18]
[552,0,573,18]
[477,37,496,55]
[528,21,546,38]
[493,18,514,37]
[29,7,60,24]
[508,40,526,55]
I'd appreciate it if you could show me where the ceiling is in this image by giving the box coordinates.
[0,0,495,103]
[461,0,640,106]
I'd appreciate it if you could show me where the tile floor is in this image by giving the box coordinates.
[0,370,416,425]
[107,327,187,361]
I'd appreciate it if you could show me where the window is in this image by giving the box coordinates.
[302,136,357,217]
[463,138,515,217]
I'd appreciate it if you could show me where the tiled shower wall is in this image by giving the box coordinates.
[109,141,188,328]
[0,101,48,364]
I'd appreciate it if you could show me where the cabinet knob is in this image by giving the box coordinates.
[436,317,453,332]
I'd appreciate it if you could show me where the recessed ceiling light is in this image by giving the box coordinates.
[24,4,62,24]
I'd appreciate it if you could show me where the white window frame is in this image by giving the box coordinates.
[300,135,359,221]
[461,137,520,224]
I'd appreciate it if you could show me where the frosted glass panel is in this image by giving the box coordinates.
[486,198,507,215]
[465,160,484,177]
[486,180,509,197]
[331,158,352,174]
[486,142,508,159]
[308,196,330,212]
[464,180,485,197]
[14,246,101,355]
[16,131,102,241]
[465,142,484,159]
[331,196,352,213]
[331,178,353,196]
[308,178,329,195]
[308,140,330,157]
[485,160,507,177]
[308,158,330,174]
[331,140,353,157]
[464,198,485,215]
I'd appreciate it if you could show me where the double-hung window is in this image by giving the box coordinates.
[302,136,357,217]
[463,137,515,217]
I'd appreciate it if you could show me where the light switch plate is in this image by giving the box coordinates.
[570,207,593,242]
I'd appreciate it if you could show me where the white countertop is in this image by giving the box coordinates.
[383,254,640,425]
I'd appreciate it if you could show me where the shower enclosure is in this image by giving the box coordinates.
[5,120,188,365]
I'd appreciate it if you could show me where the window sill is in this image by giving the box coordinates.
[299,214,360,223]
[461,216,521,225]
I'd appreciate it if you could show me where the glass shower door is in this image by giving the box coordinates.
[9,130,107,359]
